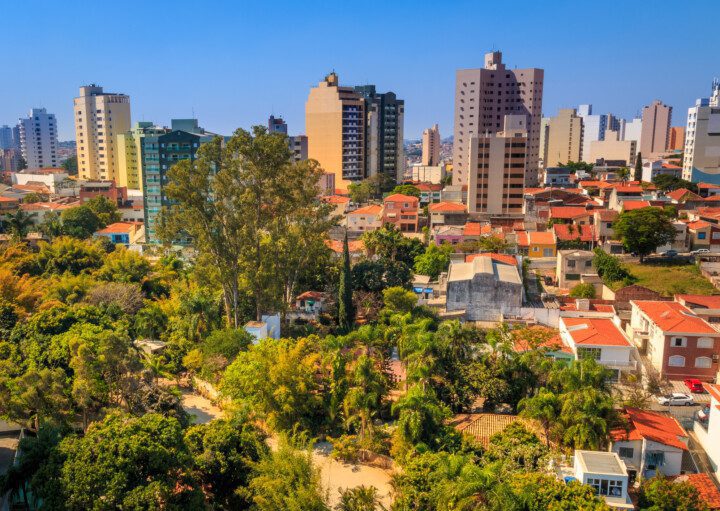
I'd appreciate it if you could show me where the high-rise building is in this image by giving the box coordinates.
[142,119,217,244]
[683,81,720,184]
[117,122,169,191]
[74,84,131,181]
[453,51,544,186]
[289,135,308,162]
[588,129,637,166]
[17,108,59,169]
[623,117,642,145]
[0,125,15,150]
[577,104,607,162]
[0,149,22,172]
[306,73,365,188]
[640,100,672,157]
[539,117,550,167]
[422,124,441,166]
[544,108,583,167]
[354,85,405,184]
[467,115,527,216]
[668,127,685,151]
[268,115,288,135]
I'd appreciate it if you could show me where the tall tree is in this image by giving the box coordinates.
[634,152,643,180]
[518,388,560,447]
[3,210,34,238]
[338,232,355,333]
[613,207,677,262]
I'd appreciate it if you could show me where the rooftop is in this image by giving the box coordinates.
[610,408,688,451]
[384,193,419,203]
[671,474,720,510]
[429,201,467,213]
[675,294,720,310]
[553,224,596,242]
[447,256,522,285]
[465,252,518,266]
[561,317,631,347]
[95,222,139,235]
[632,300,718,334]
[349,204,382,215]
[575,450,627,476]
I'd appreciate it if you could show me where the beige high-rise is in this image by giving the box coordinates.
[74,85,131,182]
[305,73,365,188]
[453,51,543,187]
[422,124,440,166]
[640,100,672,157]
[544,108,583,167]
[588,129,637,166]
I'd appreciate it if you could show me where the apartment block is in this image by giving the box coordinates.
[74,84,131,181]
[17,108,59,169]
[422,123,441,166]
[578,104,607,162]
[117,122,169,191]
[683,81,720,184]
[268,115,288,135]
[453,51,543,186]
[588,129,637,166]
[545,108,583,167]
[668,126,685,151]
[640,100,672,157]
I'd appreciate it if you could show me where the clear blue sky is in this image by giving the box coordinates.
[1,0,718,141]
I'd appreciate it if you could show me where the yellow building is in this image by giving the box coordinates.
[545,108,583,167]
[74,85,131,182]
[305,73,365,189]
[116,128,142,191]
[519,231,557,258]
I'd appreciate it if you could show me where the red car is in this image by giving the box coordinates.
[684,379,704,393]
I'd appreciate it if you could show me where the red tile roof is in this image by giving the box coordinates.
[632,300,719,334]
[699,183,720,190]
[550,206,591,219]
[322,195,351,204]
[553,224,596,242]
[661,163,682,170]
[622,200,652,211]
[671,474,720,510]
[415,183,443,192]
[0,196,19,203]
[579,180,613,189]
[675,294,720,310]
[561,317,631,347]
[559,302,615,313]
[667,188,702,202]
[528,231,556,245]
[325,239,365,254]
[513,330,573,354]
[614,185,645,193]
[611,408,688,451]
[296,291,324,301]
[596,209,619,221]
[465,252,518,266]
[95,222,139,235]
[704,383,720,403]
[687,220,712,230]
[349,204,382,215]
[384,193,419,203]
[429,201,467,213]
[462,222,482,237]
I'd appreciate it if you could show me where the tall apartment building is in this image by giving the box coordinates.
[640,100,672,157]
[17,108,59,169]
[668,126,685,151]
[142,119,217,244]
[623,117,642,144]
[467,115,527,216]
[422,124,441,166]
[306,73,365,188]
[290,135,308,162]
[544,108,583,167]
[117,122,170,191]
[353,85,404,184]
[268,115,288,135]
[0,125,16,150]
[588,129,637,166]
[453,51,543,186]
[74,84,131,181]
[577,104,607,162]
[683,81,720,184]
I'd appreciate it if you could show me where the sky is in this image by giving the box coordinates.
[1,0,718,141]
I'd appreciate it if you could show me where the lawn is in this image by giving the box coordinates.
[620,261,719,296]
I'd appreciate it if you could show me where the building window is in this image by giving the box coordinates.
[697,337,714,349]
[668,355,685,367]
[698,232,707,240]
[695,356,712,368]
[618,447,634,459]
[645,452,665,470]
[671,337,687,348]
[578,347,601,361]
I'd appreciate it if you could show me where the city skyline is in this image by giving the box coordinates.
[1,0,718,141]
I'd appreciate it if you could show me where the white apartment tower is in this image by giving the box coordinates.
[74,85,131,181]
[683,80,720,184]
[17,108,59,169]
[453,51,544,187]
[578,104,607,162]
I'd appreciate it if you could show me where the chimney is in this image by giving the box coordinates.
[576,298,590,311]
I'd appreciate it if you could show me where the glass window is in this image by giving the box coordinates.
[697,337,714,349]
[618,447,634,458]
[672,337,687,347]
[668,355,685,367]
[695,356,712,368]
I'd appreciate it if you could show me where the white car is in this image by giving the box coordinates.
[656,393,695,406]
[691,249,711,255]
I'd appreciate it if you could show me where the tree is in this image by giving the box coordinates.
[392,384,451,452]
[593,248,635,285]
[3,210,34,238]
[22,192,45,204]
[635,152,643,180]
[518,388,560,447]
[336,486,386,511]
[343,355,385,442]
[361,225,424,266]
[617,167,631,182]
[413,243,453,280]
[382,286,417,313]
[352,258,413,293]
[1,367,71,431]
[94,247,151,283]
[478,235,510,253]
[60,205,101,239]
[85,195,121,227]
[569,282,596,298]
[392,184,421,198]
[652,174,698,194]
[348,180,373,204]
[338,233,355,333]
[613,207,677,262]
[30,237,105,276]
[638,476,709,511]
[61,155,78,175]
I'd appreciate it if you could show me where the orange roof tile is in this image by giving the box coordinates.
[322,195,350,204]
[296,291,324,301]
[429,201,466,213]
[698,183,720,190]
[676,294,720,309]
[704,383,720,403]
[622,200,652,211]
[349,204,382,215]
[671,474,720,510]
[528,231,556,245]
[611,408,688,451]
[687,220,712,230]
[465,253,518,266]
[550,206,590,219]
[95,222,139,235]
[415,183,443,192]
[667,188,702,202]
[325,239,365,254]
[553,224,596,242]
[579,180,613,189]
[0,196,19,203]
[462,222,482,237]
[384,193,419,203]
[632,300,719,334]
[561,317,631,347]
[614,185,645,193]
[596,209,619,221]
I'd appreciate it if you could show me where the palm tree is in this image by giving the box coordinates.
[336,485,386,511]
[559,387,613,450]
[518,388,560,447]
[343,355,385,442]
[3,209,34,238]
[392,384,449,447]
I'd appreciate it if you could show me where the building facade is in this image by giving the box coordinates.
[74,84,131,182]
[544,108,583,167]
[422,123,441,166]
[578,104,607,163]
[268,115,288,135]
[640,100,672,157]
[588,129,637,166]
[668,126,685,151]
[0,125,17,150]
[683,81,720,184]
[116,121,170,191]
[17,108,59,169]
[453,51,543,186]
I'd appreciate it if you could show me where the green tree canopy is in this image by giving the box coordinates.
[391,184,421,198]
[413,243,453,280]
[60,206,102,239]
[638,475,709,511]
[613,207,677,262]
[569,282,597,298]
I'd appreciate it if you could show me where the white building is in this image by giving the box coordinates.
[571,450,633,509]
[12,168,69,193]
[410,164,446,184]
[578,104,608,162]
[622,117,642,146]
[695,383,720,477]
[683,80,720,184]
[17,108,59,169]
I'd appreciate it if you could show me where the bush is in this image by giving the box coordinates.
[569,283,596,299]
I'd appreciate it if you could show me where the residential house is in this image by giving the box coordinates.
[698,183,720,198]
[610,408,689,479]
[670,474,720,510]
[517,231,556,258]
[641,160,682,183]
[675,294,720,325]
[439,184,467,204]
[428,201,467,228]
[686,220,720,251]
[559,317,636,381]
[556,249,595,290]
[322,195,351,219]
[0,196,19,211]
[629,300,720,380]
[294,291,325,318]
[94,222,144,246]
[608,185,646,211]
[346,204,382,232]
[433,225,464,245]
[564,450,633,509]
[462,222,484,242]
[382,193,419,232]
[416,183,442,205]
[553,224,596,250]
[541,167,575,187]
[79,180,129,206]
[326,239,366,262]
[666,188,704,210]
[695,383,720,478]
[549,206,595,226]
[594,210,618,243]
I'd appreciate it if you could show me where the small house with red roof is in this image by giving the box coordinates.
[94,221,144,246]
[629,300,720,380]
[675,294,720,325]
[382,193,419,232]
[556,249,595,289]
[552,224,596,249]
[686,219,720,251]
[294,291,325,317]
[517,230,557,258]
[609,185,648,211]
[346,204,382,232]
[428,201,468,228]
[666,188,704,209]
[610,407,689,479]
[671,474,720,510]
[594,209,619,243]
[698,182,720,198]
[415,182,443,205]
[549,206,595,225]
[559,317,636,380]
[695,383,720,478]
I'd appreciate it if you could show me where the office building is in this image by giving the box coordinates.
[117,122,170,191]
[544,108,583,167]
[588,129,637,166]
[268,115,288,135]
[453,51,543,186]
[17,108,59,169]
[466,115,527,216]
[683,81,720,184]
[578,104,607,162]
[0,149,22,172]
[0,125,16,150]
[668,127,685,151]
[354,85,405,184]
[640,100,672,157]
[306,73,365,188]
[74,84,131,181]
[289,135,308,162]
[422,124,441,166]
[622,117,642,145]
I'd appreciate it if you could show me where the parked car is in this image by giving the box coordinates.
[691,249,711,255]
[684,378,705,393]
[660,250,678,257]
[656,393,695,406]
